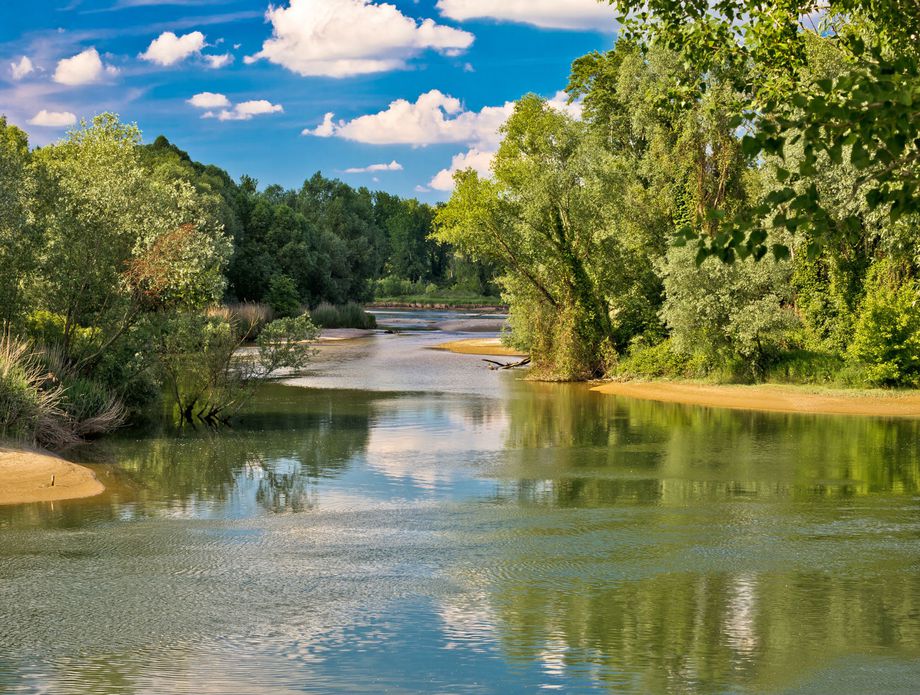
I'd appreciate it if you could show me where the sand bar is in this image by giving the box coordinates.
[433,338,528,357]
[593,381,920,418]
[0,447,105,506]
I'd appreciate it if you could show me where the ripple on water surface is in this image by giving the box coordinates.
[2,325,920,693]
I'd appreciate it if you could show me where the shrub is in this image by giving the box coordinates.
[265,274,302,318]
[849,265,920,387]
[764,349,846,384]
[257,315,320,375]
[613,338,693,379]
[310,302,377,329]
[375,275,420,298]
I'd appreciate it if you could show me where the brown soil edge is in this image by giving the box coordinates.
[592,381,920,419]
[431,338,528,357]
[0,447,105,506]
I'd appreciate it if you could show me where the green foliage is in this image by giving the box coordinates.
[605,0,920,260]
[257,315,320,376]
[849,263,920,387]
[310,303,377,329]
[612,338,694,380]
[660,244,799,380]
[265,275,302,318]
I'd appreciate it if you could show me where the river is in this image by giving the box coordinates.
[1,315,919,693]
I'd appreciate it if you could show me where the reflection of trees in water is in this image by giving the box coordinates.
[500,384,920,506]
[476,385,920,691]
[485,568,920,692]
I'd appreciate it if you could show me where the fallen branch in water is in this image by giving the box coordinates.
[482,357,531,370]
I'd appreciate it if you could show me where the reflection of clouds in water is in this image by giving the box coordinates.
[724,573,759,659]
[365,396,508,491]
[438,589,500,652]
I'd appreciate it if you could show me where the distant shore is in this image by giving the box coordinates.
[0,447,105,506]
[593,381,920,418]
[368,301,508,311]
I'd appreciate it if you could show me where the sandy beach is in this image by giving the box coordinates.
[593,381,920,418]
[0,447,105,506]
[431,337,528,357]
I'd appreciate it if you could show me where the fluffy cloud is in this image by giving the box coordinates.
[53,48,117,86]
[246,0,474,78]
[188,93,282,121]
[28,110,77,127]
[140,31,206,66]
[187,92,231,109]
[436,0,616,30]
[343,160,403,174]
[428,147,493,190]
[10,56,34,81]
[304,89,580,148]
[303,90,512,147]
[205,53,233,69]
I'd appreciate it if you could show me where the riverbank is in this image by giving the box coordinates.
[368,301,507,311]
[593,381,920,418]
[432,338,527,357]
[0,447,105,505]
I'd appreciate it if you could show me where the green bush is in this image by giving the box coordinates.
[23,311,98,353]
[375,275,423,298]
[613,338,693,379]
[265,275,302,318]
[764,349,846,384]
[310,302,377,329]
[849,265,920,387]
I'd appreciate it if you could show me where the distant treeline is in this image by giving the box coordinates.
[141,136,497,307]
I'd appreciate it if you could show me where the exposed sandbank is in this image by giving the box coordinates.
[318,328,377,341]
[592,381,920,418]
[0,447,105,506]
[432,338,528,357]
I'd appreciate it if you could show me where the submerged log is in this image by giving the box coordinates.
[482,357,531,370]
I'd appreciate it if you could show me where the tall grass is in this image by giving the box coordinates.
[208,303,275,341]
[310,303,377,329]
[0,333,126,449]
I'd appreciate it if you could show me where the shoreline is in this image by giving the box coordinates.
[0,447,105,506]
[432,337,528,357]
[592,381,920,418]
[368,302,507,311]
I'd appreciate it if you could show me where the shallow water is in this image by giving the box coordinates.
[2,328,920,694]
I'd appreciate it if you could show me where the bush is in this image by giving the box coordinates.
[849,265,920,387]
[375,275,422,298]
[310,302,377,329]
[764,349,846,384]
[266,274,302,318]
[23,310,98,354]
[257,315,321,375]
[612,338,694,379]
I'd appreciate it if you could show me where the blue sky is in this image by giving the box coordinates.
[0,0,616,200]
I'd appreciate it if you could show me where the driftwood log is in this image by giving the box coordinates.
[482,357,531,370]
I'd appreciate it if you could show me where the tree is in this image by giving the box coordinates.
[0,118,36,325]
[604,0,920,260]
[435,95,627,379]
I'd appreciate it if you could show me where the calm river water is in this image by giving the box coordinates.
[2,318,919,693]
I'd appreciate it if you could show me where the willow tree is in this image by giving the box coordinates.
[434,95,630,379]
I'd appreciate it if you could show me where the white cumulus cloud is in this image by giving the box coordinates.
[10,56,34,81]
[303,90,512,147]
[216,100,284,121]
[140,31,206,66]
[343,160,404,174]
[246,0,474,78]
[53,48,116,86]
[436,0,616,30]
[188,91,231,109]
[303,89,580,148]
[204,53,233,69]
[428,147,494,190]
[28,110,77,127]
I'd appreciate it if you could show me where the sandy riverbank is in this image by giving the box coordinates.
[432,338,528,357]
[593,381,920,418]
[0,447,105,506]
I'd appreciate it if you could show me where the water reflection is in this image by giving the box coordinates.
[2,342,920,693]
